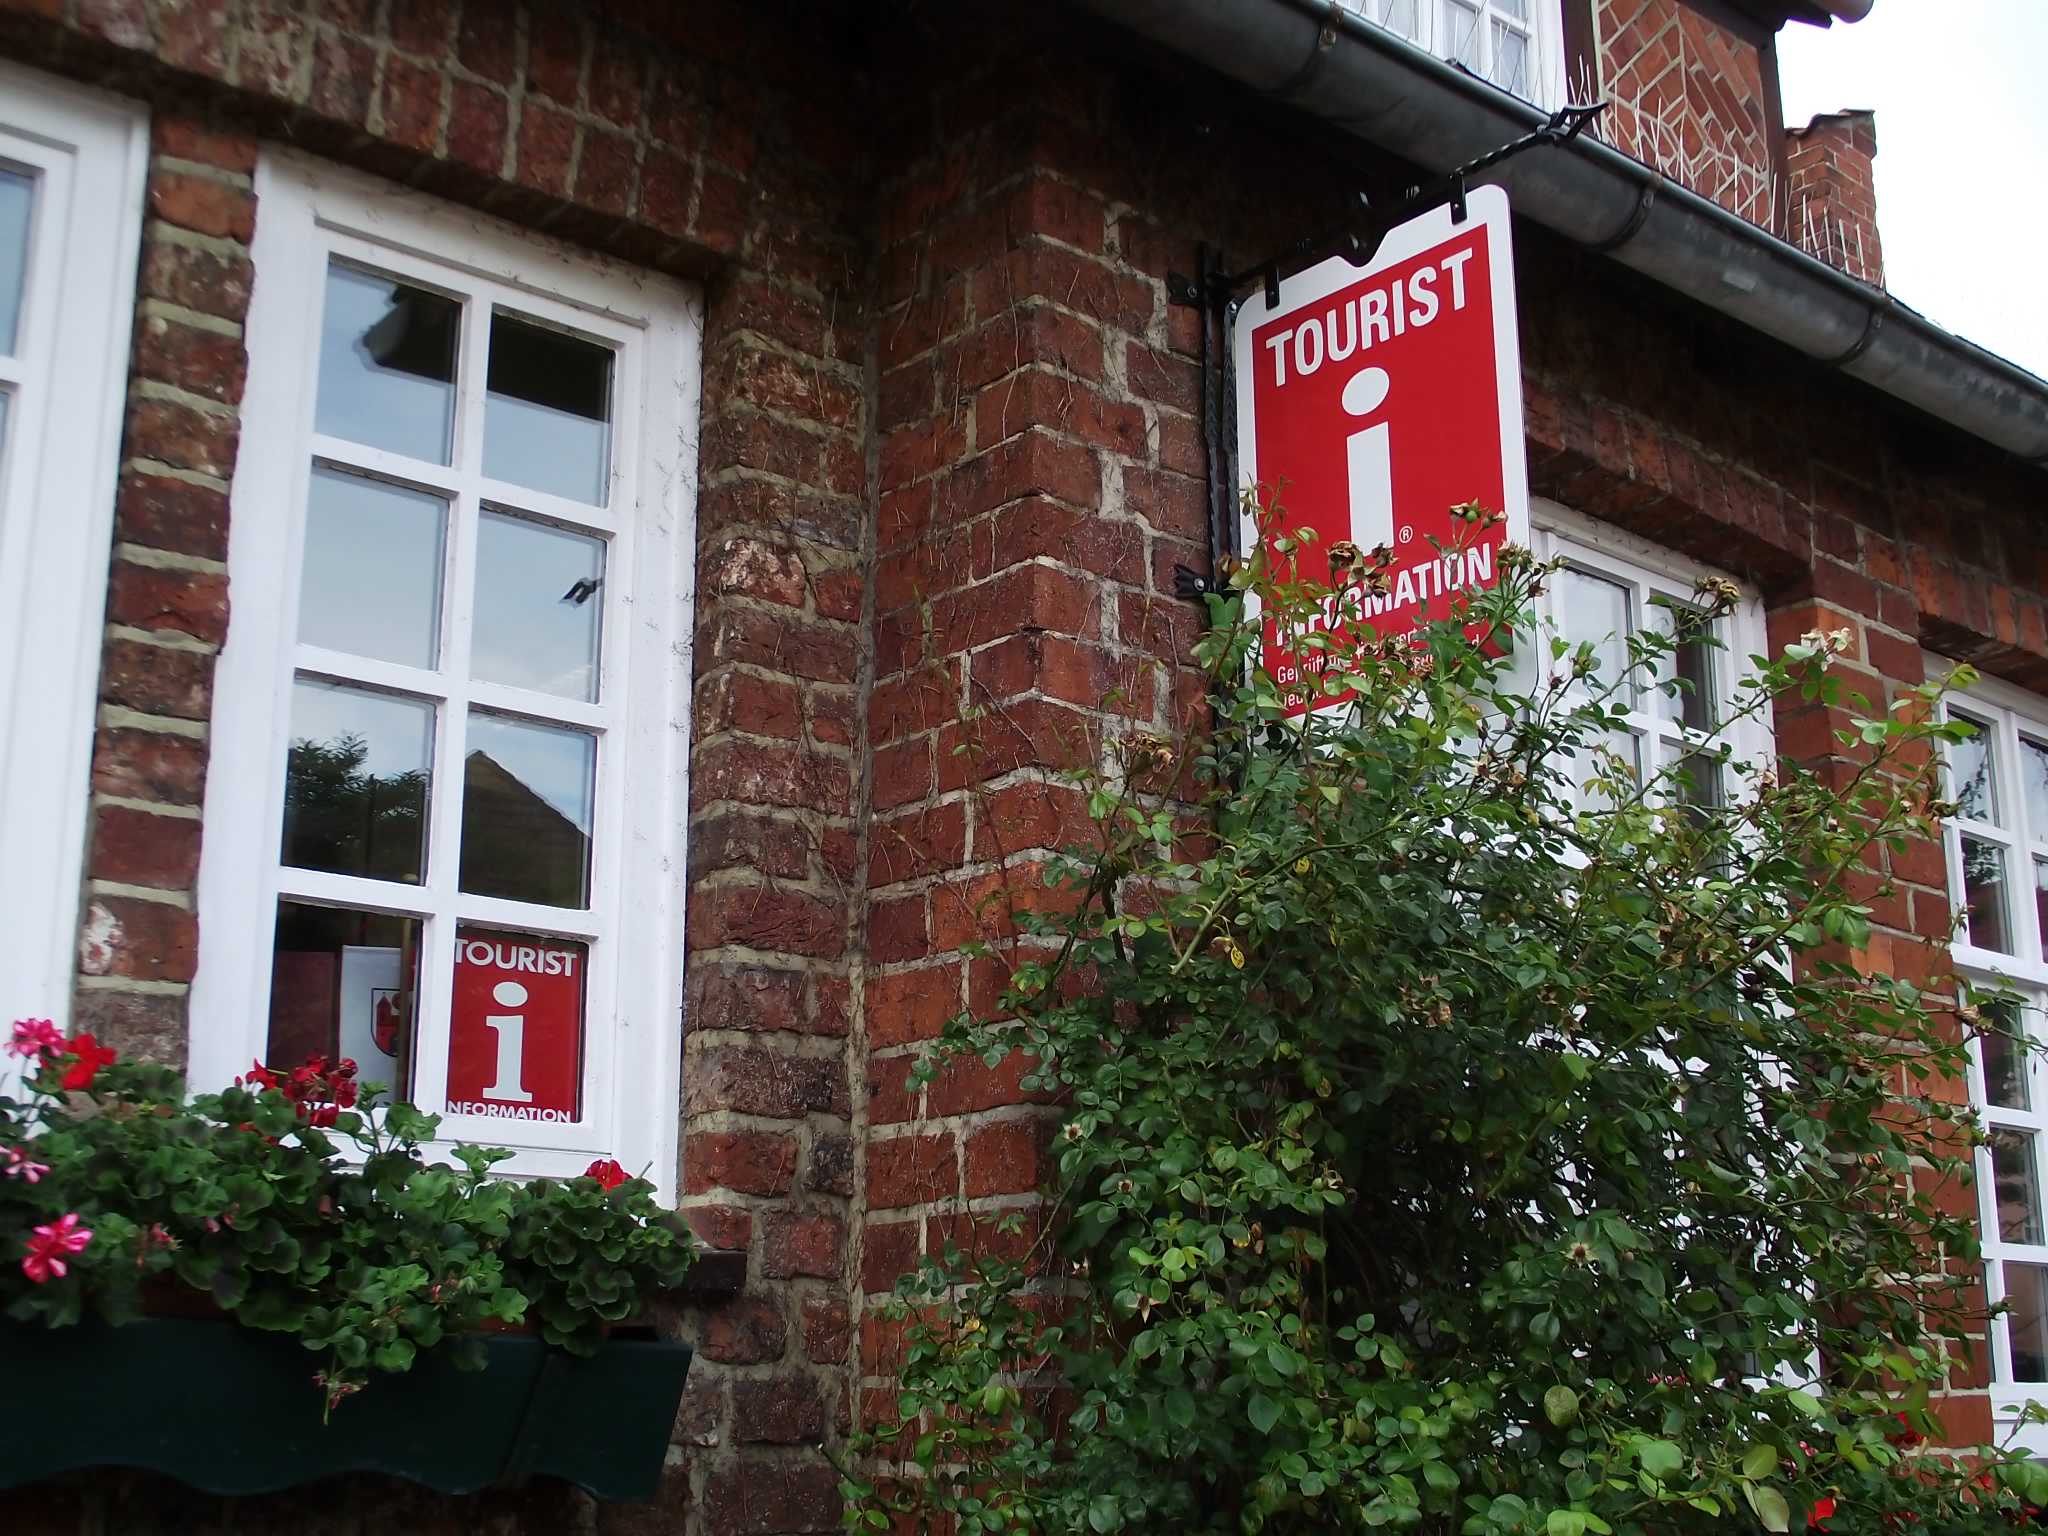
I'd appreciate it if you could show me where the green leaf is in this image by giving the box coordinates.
[1545,1512,1586,1536]
[1543,1386,1580,1427]
[1247,1393,1280,1434]
[1636,1440,1683,1480]
[1744,1483,1791,1533]
[1087,1494,1121,1533]
[1740,1443,1777,1481]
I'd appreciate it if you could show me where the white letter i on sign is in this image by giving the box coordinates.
[1341,365,1395,550]
[483,981,535,1102]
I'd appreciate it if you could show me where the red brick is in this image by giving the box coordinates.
[78,895,196,982]
[685,1131,798,1196]
[100,639,212,721]
[866,1133,956,1210]
[733,1376,826,1443]
[866,802,966,886]
[147,172,254,242]
[863,964,959,1047]
[761,1210,843,1279]
[698,1294,788,1365]
[696,669,803,741]
[574,128,636,216]
[688,962,806,1034]
[106,561,228,644]
[379,56,444,152]
[89,806,201,889]
[151,0,231,75]
[801,1297,851,1364]
[689,809,811,882]
[308,29,376,122]
[683,1203,752,1252]
[446,82,509,175]
[133,316,246,406]
[685,1042,849,1118]
[126,397,238,482]
[861,1219,920,1294]
[151,117,257,174]
[140,233,252,321]
[701,1461,839,1534]
[963,1116,1055,1197]
[690,739,851,815]
[92,728,207,805]
[514,103,577,197]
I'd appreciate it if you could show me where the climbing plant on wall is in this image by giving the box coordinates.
[845,505,2045,1535]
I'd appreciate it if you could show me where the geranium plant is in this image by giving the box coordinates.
[0,1029,693,1408]
[846,502,2048,1534]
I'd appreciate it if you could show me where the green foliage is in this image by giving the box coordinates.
[846,506,2036,1534]
[0,1048,692,1409]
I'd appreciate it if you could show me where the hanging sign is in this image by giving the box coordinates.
[446,929,585,1122]
[1233,184,1529,712]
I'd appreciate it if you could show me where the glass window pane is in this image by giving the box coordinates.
[1490,21,1529,95]
[0,166,32,356]
[471,511,605,701]
[460,713,595,908]
[2008,1263,2048,1381]
[1381,0,1419,36]
[1654,602,1716,732]
[482,314,612,505]
[267,901,420,1104]
[1950,714,1999,824]
[1556,567,1633,698]
[316,263,459,465]
[1493,0,1529,19]
[0,391,9,456]
[1993,1129,2045,1244]
[2022,738,2048,843]
[447,928,587,1123]
[2038,858,2048,965]
[297,467,446,669]
[1443,0,1482,67]
[1676,748,1722,815]
[1963,836,2013,954]
[1983,1002,2032,1111]
[283,680,433,884]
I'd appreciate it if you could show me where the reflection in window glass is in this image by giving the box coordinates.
[297,467,446,669]
[482,315,612,505]
[1556,567,1633,700]
[471,511,605,700]
[1490,19,1528,94]
[1993,1129,2044,1244]
[1984,1003,2033,1111]
[2023,738,2048,840]
[316,263,459,465]
[1657,604,1716,733]
[267,901,419,1101]
[1951,715,1998,824]
[0,166,31,356]
[1963,837,2013,954]
[459,712,595,908]
[2011,1264,2048,1382]
[282,680,433,883]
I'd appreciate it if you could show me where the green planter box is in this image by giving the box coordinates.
[0,1315,691,1500]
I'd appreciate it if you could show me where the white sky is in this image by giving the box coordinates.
[1777,1,2048,382]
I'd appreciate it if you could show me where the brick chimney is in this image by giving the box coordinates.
[1785,110,1883,287]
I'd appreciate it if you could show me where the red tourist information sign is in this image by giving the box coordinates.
[1233,185,1529,712]
[446,929,586,1123]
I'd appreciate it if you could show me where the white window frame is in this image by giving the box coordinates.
[1531,500,1772,808]
[1934,665,2048,1447]
[0,68,148,1034]
[191,151,700,1197]
[1340,0,1567,110]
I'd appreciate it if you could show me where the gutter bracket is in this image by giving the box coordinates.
[1273,0,1343,100]
[1824,298,1888,369]
[1584,171,1662,254]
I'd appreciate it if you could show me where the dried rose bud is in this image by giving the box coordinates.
[1327,539,1363,571]
[1123,733,1174,775]
[1693,573,1742,611]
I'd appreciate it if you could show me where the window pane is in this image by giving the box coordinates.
[267,901,420,1103]
[1963,836,2013,953]
[471,511,605,701]
[1676,748,1722,814]
[482,314,612,505]
[1443,0,1482,67]
[1993,1129,2045,1244]
[297,466,446,669]
[283,680,433,884]
[1381,0,1419,36]
[1556,568,1633,698]
[460,713,595,908]
[1490,20,1529,95]
[1984,1002,2032,1111]
[316,263,459,465]
[1654,603,1716,732]
[2023,738,2048,843]
[2038,857,2048,964]
[1493,0,1529,18]
[0,166,32,356]
[2009,1263,2048,1381]
[1950,715,1998,824]
[447,928,587,1123]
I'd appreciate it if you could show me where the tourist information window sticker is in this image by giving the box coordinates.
[1233,184,1530,714]
[447,929,586,1123]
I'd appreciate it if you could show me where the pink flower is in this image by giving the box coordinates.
[7,1019,63,1060]
[21,1213,91,1283]
[584,1158,629,1190]
[2,1146,50,1184]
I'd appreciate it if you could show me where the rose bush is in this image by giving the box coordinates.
[846,504,2048,1534]
[0,1027,693,1407]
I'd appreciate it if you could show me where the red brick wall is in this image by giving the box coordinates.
[1593,0,1779,228]
[1787,109,1884,288]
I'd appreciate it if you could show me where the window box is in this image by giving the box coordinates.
[0,1313,692,1500]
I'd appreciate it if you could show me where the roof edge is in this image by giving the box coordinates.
[1069,0,2048,463]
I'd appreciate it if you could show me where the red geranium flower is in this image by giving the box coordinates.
[1810,1495,1837,1528]
[584,1158,629,1190]
[7,1019,63,1060]
[21,1213,92,1283]
[58,1033,116,1091]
